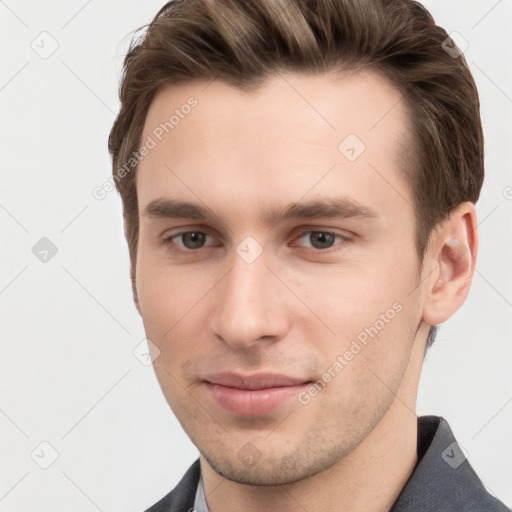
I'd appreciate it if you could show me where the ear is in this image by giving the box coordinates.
[131,274,141,315]
[421,202,478,326]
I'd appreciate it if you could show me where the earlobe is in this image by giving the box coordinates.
[422,202,478,326]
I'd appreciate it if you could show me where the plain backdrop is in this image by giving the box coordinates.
[1,1,511,511]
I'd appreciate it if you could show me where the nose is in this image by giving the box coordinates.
[208,250,290,350]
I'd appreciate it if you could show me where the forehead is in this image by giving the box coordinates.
[142,69,407,148]
[136,70,411,222]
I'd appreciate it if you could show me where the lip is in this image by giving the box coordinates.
[203,372,311,417]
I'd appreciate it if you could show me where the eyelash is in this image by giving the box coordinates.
[162,229,351,255]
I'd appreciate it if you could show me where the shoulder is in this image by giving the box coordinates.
[144,459,201,512]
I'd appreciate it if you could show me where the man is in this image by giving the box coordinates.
[108,0,509,511]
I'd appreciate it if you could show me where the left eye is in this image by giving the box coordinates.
[294,231,345,250]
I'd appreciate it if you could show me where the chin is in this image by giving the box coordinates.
[199,439,352,487]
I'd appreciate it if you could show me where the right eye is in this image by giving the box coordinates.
[163,231,216,251]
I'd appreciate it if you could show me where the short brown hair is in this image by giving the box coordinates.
[108,0,484,344]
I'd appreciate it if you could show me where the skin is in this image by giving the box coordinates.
[134,70,477,512]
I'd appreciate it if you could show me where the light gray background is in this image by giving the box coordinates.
[1,1,511,511]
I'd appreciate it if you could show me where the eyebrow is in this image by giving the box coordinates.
[142,196,378,226]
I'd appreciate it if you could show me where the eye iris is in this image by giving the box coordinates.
[182,232,205,249]
[310,232,334,249]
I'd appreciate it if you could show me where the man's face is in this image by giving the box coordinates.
[135,71,427,485]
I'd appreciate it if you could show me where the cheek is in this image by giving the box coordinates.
[136,260,214,348]
[282,251,419,342]
[300,289,419,434]
[136,263,216,411]
[281,253,422,411]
